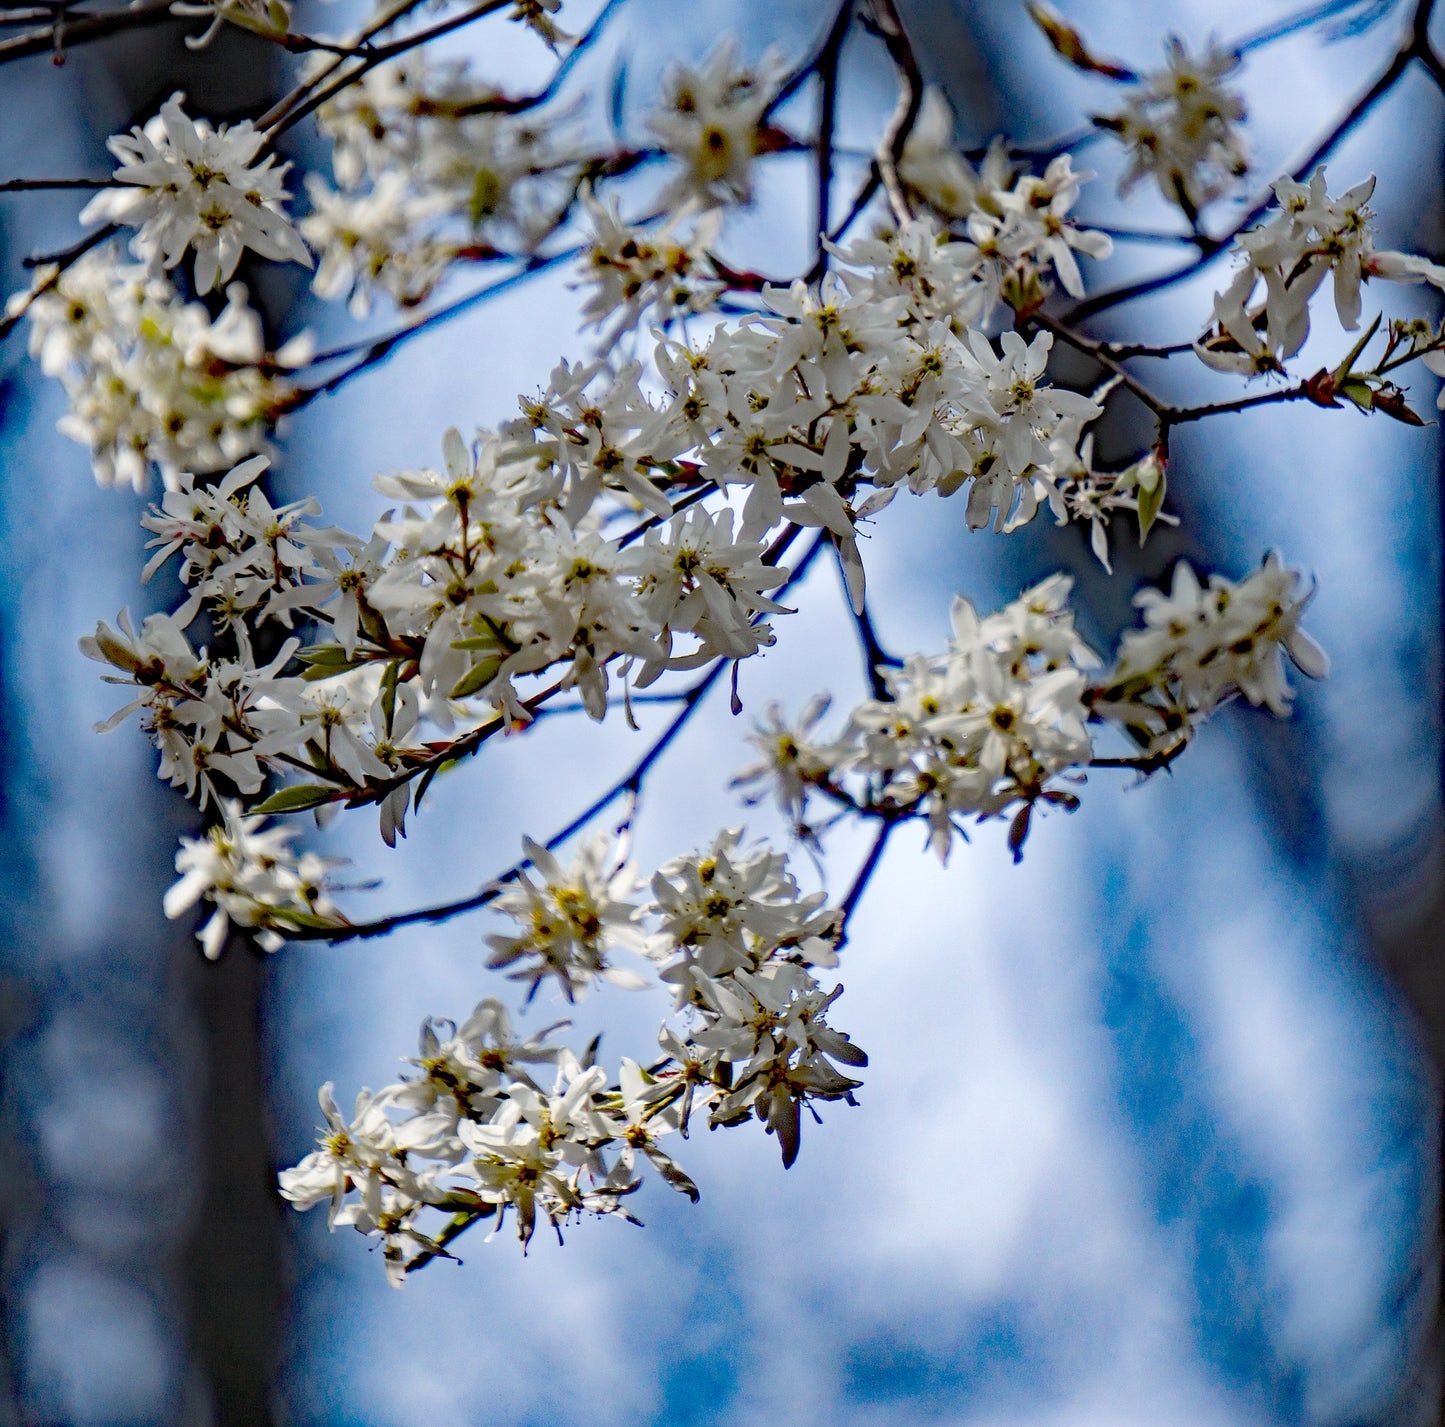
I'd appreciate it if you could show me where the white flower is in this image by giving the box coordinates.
[486,834,649,1000]
[1198,170,1445,374]
[989,154,1113,300]
[648,830,840,985]
[732,695,843,825]
[1099,37,1247,213]
[898,88,1008,220]
[24,249,304,488]
[576,189,723,335]
[648,37,784,206]
[278,1082,401,1227]
[82,93,310,294]
[164,800,347,957]
[1106,553,1329,733]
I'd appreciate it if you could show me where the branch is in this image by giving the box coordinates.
[353,0,631,121]
[1066,44,1412,321]
[0,175,115,192]
[1034,312,1356,433]
[835,821,894,948]
[0,0,174,65]
[256,0,435,132]
[1232,0,1402,52]
[304,671,721,942]
[1029,311,1168,416]
[292,531,826,944]
[1161,383,1315,430]
[263,0,540,141]
[1088,742,1187,775]
[293,246,585,402]
[866,0,921,226]
[831,542,899,699]
[805,0,853,283]
[0,222,116,346]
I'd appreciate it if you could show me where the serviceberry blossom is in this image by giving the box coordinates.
[733,696,846,827]
[166,0,292,53]
[898,87,1012,221]
[847,576,1097,857]
[1197,169,1445,375]
[164,800,348,958]
[279,828,865,1277]
[17,252,307,489]
[278,1081,404,1226]
[40,1,1404,1298]
[576,191,724,337]
[648,38,785,207]
[647,829,842,986]
[485,834,650,1000]
[1100,552,1330,732]
[738,561,1327,858]
[894,89,1113,305]
[81,93,310,294]
[509,0,568,49]
[302,56,583,313]
[1097,37,1248,213]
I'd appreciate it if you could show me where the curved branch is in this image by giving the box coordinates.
[293,530,825,944]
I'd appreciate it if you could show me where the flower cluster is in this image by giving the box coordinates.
[1096,552,1330,735]
[29,4,1397,1299]
[164,800,348,958]
[737,558,1327,858]
[897,92,1113,305]
[486,836,649,1000]
[82,182,1155,845]
[739,575,1097,857]
[302,55,581,314]
[17,253,307,489]
[647,38,785,208]
[280,830,864,1280]
[1096,38,1248,213]
[83,422,792,828]
[576,191,724,337]
[81,92,310,294]
[1197,170,1445,375]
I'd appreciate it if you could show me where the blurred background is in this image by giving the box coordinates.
[0,0,1442,1422]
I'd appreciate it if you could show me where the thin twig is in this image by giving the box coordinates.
[835,821,893,946]
[294,531,825,943]
[868,0,921,226]
[0,0,171,64]
[294,247,584,399]
[831,543,899,699]
[805,0,854,283]
[0,175,114,192]
[1029,311,1167,415]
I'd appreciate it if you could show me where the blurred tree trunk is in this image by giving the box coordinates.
[97,30,290,1427]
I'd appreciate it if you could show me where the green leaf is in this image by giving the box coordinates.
[299,643,357,665]
[299,644,368,681]
[1331,311,1381,384]
[268,908,344,932]
[1338,376,1376,411]
[469,169,502,226]
[251,783,338,815]
[380,659,400,737]
[449,656,503,700]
